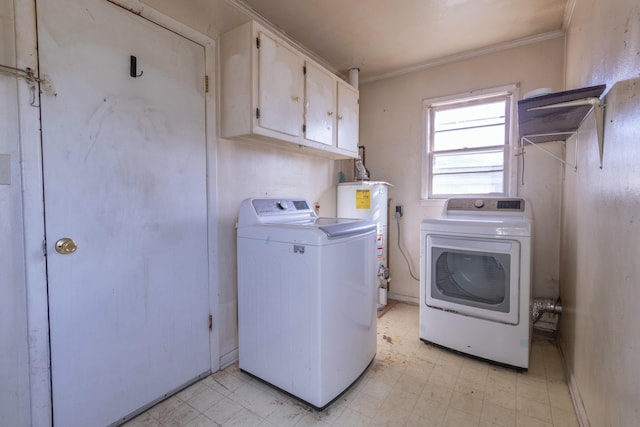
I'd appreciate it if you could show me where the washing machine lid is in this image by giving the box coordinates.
[237,198,376,243]
[315,218,376,238]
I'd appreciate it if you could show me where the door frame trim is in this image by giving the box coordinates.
[20,1,219,424]
[15,0,51,425]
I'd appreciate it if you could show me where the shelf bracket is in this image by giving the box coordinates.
[521,133,578,171]
[525,97,605,168]
[593,101,605,169]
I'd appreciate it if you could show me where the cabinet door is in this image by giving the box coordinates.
[304,61,336,146]
[337,80,359,153]
[258,31,302,137]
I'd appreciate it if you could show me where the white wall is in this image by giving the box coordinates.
[0,0,31,425]
[560,1,640,425]
[357,37,565,301]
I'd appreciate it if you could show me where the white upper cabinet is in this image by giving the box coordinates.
[337,79,359,153]
[221,21,358,159]
[221,21,303,144]
[304,61,336,146]
[257,31,302,138]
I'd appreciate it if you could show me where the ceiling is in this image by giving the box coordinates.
[235,0,569,83]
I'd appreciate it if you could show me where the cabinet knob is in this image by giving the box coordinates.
[327,111,334,116]
[337,115,343,120]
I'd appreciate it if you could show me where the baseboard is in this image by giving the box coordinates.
[558,341,590,427]
[219,348,238,370]
[387,292,419,305]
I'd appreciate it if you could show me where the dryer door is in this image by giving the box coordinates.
[426,235,521,325]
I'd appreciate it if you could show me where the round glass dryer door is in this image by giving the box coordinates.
[425,235,520,324]
[434,250,510,311]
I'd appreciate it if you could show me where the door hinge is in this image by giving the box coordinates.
[303,65,306,75]
[256,108,260,119]
[205,75,209,93]
[42,239,47,257]
[302,124,306,133]
[208,314,213,331]
[256,37,260,49]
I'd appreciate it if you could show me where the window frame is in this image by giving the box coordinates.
[421,84,519,200]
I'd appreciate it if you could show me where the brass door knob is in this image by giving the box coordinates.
[55,238,77,254]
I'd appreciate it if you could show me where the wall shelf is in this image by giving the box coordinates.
[518,84,606,169]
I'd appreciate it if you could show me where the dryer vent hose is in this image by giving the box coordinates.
[531,298,563,323]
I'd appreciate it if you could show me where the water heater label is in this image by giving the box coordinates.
[355,189,371,209]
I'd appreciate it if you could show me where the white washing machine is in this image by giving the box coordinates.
[236,198,378,409]
[420,198,533,370]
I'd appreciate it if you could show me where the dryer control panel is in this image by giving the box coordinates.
[446,198,525,212]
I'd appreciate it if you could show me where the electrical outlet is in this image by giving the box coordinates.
[395,205,403,217]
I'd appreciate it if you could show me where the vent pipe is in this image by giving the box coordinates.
[531,298,563,323]
[348,67,359,88]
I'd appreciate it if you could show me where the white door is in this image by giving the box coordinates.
[304,61,336,146]
[37,1,211,426]
[258,31,302,137]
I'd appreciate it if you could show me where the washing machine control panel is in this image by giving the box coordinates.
[447,198,524,212]
[252,199,311,215]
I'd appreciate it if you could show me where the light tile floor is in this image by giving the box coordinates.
[125,303,579,427]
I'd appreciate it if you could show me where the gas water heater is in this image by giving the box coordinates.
[337,181,391,305]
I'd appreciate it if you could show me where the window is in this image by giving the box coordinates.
[422,86,517,199]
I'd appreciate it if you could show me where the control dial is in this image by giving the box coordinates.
[474,199,485,209]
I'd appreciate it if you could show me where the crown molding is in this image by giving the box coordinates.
[361,30,565,85]
[563,0,577,30]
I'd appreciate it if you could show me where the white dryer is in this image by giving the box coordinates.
[420,198,533,370]
[236,198,378,409]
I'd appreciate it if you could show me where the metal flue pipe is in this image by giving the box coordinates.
[531,298,563,323]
